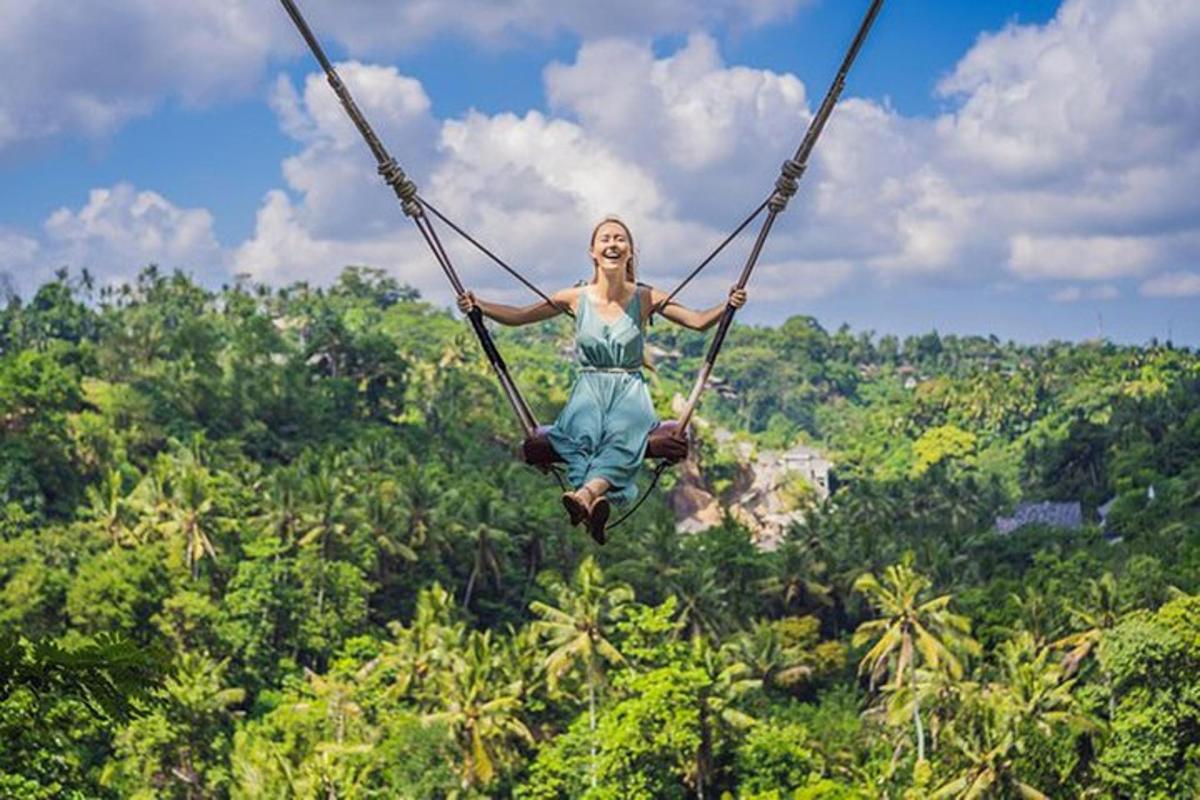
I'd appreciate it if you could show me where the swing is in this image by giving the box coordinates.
[278,0,886,526]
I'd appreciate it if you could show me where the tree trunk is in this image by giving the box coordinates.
[912,664,926,763]
[696,693,711,800]
[589,678,597,788]
[463,564,479,610]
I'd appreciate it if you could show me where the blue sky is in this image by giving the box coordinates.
[2,0,1197,345]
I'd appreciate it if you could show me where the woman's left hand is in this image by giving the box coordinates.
[728,286,747,309]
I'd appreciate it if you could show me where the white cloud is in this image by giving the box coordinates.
[302,0,808,53]
[0,231,39,297]
[901,0,1200,285]
[0,231,39,267]
[14,0,1195,320]
[1008,234,1157,280]
[1050,284,1119,303]
[235,41,817,306]
[0,0,284,153]
[2,184,226,295]
[935,0,1200,183]
[231,189,429,290]
[1139,271,1200,298]
[0,0,809,156]
[233,0,1200,313]
[269,63,440,239]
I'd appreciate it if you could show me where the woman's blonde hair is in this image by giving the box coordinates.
[589,216,637,284]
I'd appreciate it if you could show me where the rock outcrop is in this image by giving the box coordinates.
[666,404,831,549]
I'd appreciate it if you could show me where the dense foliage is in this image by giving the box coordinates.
[2,266,1198,798]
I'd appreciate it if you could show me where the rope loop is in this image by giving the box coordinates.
[781,158,805,180]
[774,175,798,198]
[768,158,806,211]
[379,158,422,216]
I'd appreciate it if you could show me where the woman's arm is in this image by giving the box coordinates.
[648,286,747,331]
[457,287,579,326]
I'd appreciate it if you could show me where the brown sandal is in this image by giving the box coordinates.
[561,490,589,527]
[588,497,610,545]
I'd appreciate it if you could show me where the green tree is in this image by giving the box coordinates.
[423,629,534,791]
[853,558,980,763]
[103,653,245,799]
[530,556,633,785]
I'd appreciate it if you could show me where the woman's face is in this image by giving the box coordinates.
[590,221,632,276]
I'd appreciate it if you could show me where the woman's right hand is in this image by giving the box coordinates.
[457,291,478,315]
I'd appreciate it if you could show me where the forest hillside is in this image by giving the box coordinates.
[2,266,1199,798]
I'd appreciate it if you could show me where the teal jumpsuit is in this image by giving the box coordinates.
[547,287,658,505]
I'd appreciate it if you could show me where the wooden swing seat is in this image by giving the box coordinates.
[521,420,688,467]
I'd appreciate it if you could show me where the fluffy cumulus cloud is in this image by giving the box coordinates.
[0,231,40,297]
[0,0,805,156]
[233,38,849,306]
[926,0,1200,287]
[0,0,285,154]
[232,62,441,291]
[0,184,224,296]
[233,0,1200,310]
[13,0,1198,314]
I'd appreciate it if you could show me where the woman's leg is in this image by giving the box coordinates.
[581,477,611,504]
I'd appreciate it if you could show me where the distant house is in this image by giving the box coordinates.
[645,343,683,363]
[781,444,832,500]
[995,501,1083,534]
[707,375,739,400]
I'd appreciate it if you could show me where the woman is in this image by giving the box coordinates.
[457,217,747,543]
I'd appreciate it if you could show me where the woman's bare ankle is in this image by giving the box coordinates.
[577,485,595,507]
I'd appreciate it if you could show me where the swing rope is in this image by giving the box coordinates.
[419,197,575,319]
[278,0,886,524]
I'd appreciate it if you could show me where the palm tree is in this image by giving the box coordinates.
[723,619,813,693]
[251,464,307,552]
[1051,571,1122,718]
[690,635,758,799]
[671,558,727,639]
[1052,572,1120,675]
[933,633,1096,799]
[758,533,832,616]
[365,583,464,708]
[607,515,685,606]
[296,458,357,617]
[459,486,513,610]
[529,557,633,783]
[81,468,138,546]
[143,452,225,581]
[852,558,980,763]
[423,629,533,790]
[359,478,418,579]
[1008,586,1062,646]
[395,459,453,558]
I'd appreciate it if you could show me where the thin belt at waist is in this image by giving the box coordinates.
[579,366,642,374]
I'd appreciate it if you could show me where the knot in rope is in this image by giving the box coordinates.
[768,159,805,212]
[378,158,422,217]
